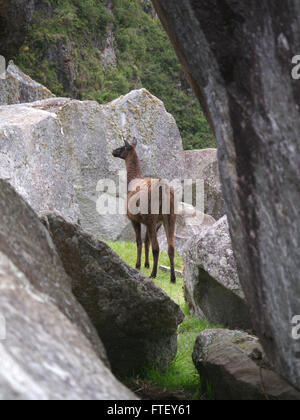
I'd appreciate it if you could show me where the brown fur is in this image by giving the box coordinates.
[113,140,177,283]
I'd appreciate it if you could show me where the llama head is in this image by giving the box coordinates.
[112,138,137,160]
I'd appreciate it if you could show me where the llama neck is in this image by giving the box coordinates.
[125,150,142,186]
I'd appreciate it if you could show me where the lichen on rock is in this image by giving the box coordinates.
[0,61,55,105]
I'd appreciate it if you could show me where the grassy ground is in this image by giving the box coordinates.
[107,240,185,307]
[107,240,220,400]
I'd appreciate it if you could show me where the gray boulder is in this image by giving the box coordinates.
[43,213,185,376]
[0,61,55,105]
[0,98,80,225]
[0,251,136,400]
[193,329,300,400]
[0,179,137,399]
[0,89,184,241]
[102,88,185,178]
[202,160,226,221]
[0,179,108,366]
[158,202,215,257]
[184,149,217,182]
[183,216,251,330]
[184,149,225,220]
[153,0,300,389]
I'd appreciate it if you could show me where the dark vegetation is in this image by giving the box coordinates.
[14,0,216,150]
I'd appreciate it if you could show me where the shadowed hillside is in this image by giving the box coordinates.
[13,0,215,150]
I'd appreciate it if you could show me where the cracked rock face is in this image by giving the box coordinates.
[193,329,300,400]
[183,216,251,330]
[153,0,300,389]
[43,213,185,376]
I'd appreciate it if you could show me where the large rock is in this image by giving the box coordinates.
[101,88,185,191]
[184,149,217,182]
[158,202,215,256]
[0,89,184,241]
[193,329,300,400]
[0,251,136,400]
[0,179,108,366]
[0,61,55,105]
[202,160,226,220]
[43,214,185,376]
[0,180,137,399]
[0,0,34,59]
[0,98,81,225]
[153,0,300,389]
[184,149,226,220]
[183,216,251,330]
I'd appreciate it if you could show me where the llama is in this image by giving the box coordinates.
[112,138,177,283]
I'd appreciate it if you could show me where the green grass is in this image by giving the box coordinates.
[107,240,220,399]
[140,317,217,399]
[107,240,185,308]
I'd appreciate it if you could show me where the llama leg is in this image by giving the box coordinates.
[148,225,160,279]
[132,221,142,270]
[145,228,150,269]
[163,215,177,283]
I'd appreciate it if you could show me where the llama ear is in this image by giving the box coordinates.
[132,137,137,147]
[124,140,131,149]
